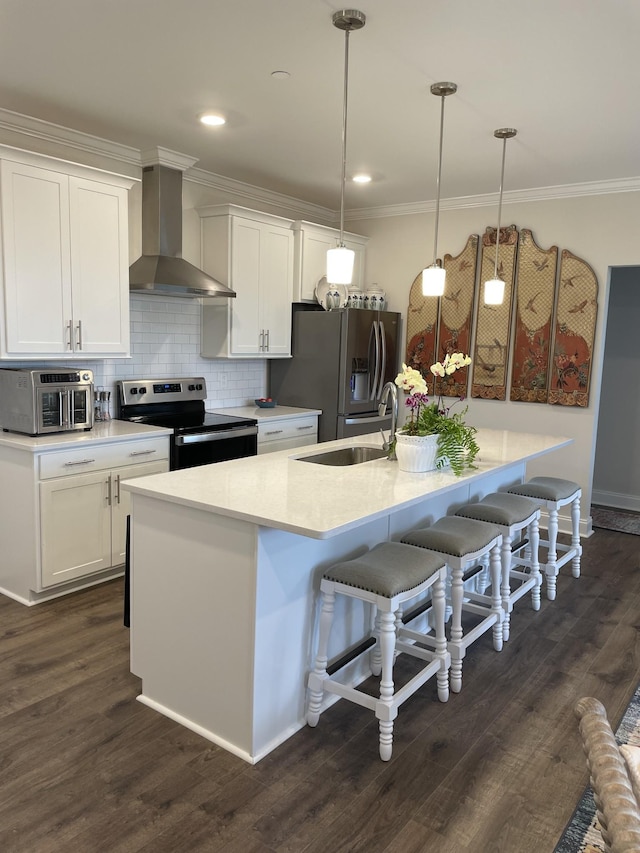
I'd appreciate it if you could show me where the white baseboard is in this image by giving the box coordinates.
[591,489,640,513]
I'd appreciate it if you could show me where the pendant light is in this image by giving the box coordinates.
[327,9,366,286]
[483,127,517,305]
[422,82,457,297]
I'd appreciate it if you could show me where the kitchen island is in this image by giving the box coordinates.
[124,428,571,763]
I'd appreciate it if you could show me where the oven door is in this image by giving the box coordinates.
[172,426,258,470]
[37,385,93,433]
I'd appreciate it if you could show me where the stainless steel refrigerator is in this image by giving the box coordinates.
[269,306,401,443]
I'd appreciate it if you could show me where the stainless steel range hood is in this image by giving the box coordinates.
[129,163,235,298]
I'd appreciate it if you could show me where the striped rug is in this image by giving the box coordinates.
[554,686,640,852]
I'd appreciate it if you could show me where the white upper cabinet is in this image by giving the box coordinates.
[292,220,368,302]
[199,205,294,358]
[0,149,133,359]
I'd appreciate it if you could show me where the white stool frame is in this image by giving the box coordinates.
[307,566,450,762]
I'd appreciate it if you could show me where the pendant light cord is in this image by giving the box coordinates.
[338,27,351,248]
[432,93,446,266]
[493,135,508,280]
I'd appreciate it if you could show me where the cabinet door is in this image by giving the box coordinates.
[261,224,294,355]
[69,177,130,355]
[110,460,169,565]
[40,471,111,588]
[299,230,334,302]
[345,238,366,292]
[1,161,72,355]
[229,217,262,355]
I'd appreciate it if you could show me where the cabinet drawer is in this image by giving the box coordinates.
[258,416,318,446]
[38,437,169,479]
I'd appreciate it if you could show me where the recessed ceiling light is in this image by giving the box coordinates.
[199,113,226,127]
[271,70,291,80]
[352,174,372,184]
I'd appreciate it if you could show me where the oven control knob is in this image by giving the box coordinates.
[138,387,147,395]
[196,383,203,390]
[131,388,138,395]
[81,372,91,381]
[188,384,195,391]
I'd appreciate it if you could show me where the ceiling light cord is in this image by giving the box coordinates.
[338,26,351,247]
[432,92,446,267]
[493,134,509,280]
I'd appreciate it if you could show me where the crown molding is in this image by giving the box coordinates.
[0,107,141,165]
[185,166,335,222]
[140,147,198,171]
[345,177,640,221]
[1,107,638,224]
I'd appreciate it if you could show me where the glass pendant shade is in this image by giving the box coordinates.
[422,265,446,297]
[484,277,505,305]
[327,245,355,285]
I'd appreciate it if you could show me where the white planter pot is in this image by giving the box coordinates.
[395,432,442,473]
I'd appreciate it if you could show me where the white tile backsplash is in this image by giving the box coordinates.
[2,295,269,411]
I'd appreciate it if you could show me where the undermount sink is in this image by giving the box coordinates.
[295,445,388,466]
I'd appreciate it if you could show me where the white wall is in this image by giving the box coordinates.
[349,190,640,530]
[592,266,640,511]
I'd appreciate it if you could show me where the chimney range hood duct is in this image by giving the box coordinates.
[129,164,235,298]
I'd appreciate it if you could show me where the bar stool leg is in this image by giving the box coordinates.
[500,533,513,642]
[370,609,382,676]
[449,566,464,693]
[571,495,582,578]
[530,515,542,611]
[490,543,504,652]
[433,575,449,703]
[307,588,335,727]
[377,610,398,761]
[546,506,559,601]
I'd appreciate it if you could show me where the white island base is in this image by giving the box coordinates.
[126,430,571,763]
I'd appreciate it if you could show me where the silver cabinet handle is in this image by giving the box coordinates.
[114,473,121,504]
[66,320,73,350]
[76,320,83,350]
[264,429,284,436]
[296,425,315,431]
[63,458,96,466]
[259,329,265,351]
[129,449,157,457]
[265,329,270,351]
[106,476,112,506]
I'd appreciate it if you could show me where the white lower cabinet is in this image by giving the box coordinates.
[39,457,167,588]
[0,433,169,604]
[257,415,318,454]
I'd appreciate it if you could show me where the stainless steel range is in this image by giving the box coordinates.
[116,377,257,470]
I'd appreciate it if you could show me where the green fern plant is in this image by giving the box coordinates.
[413,402,479,476]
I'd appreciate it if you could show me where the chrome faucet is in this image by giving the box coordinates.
[378,381,398,459]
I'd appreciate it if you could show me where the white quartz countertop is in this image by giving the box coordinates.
[123,429,572,539]
[0,419,172,452]
[210,405,321,421]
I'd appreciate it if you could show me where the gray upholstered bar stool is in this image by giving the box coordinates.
[454,493,542,642]
[306,541,450,762]
[400,516,504,694]
[506,477,582,601]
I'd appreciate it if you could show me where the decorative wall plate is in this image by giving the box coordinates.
[510,229,558,403]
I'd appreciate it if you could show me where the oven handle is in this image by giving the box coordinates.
[175,426,258,446]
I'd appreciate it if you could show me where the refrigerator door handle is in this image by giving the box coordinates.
[344,414,391,426]
[378,319,387,399]
[370,319,382,401]
[367,321,376,399]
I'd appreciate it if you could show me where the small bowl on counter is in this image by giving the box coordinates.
[255,398,277,408]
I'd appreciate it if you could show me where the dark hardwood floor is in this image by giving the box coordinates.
[1,528,639,852]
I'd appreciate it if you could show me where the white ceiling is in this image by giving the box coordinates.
[2,0,640,213]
